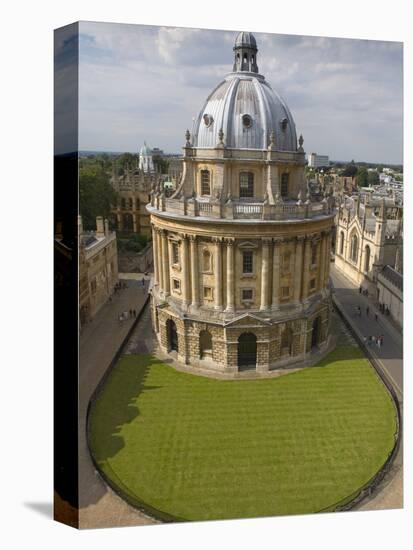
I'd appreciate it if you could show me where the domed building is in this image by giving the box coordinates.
[147,32,335,375]
[139,141,155,173]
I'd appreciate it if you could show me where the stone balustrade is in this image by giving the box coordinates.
[151,194,334,221]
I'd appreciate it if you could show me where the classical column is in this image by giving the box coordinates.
[293,236,304,303]
[318,232,326,290]
[157,229,163,289]
[260,238,271,310]
[132,212,137,233]
[117,212,123,231]
[324,231,332,287]
[214,237,223,310]
[181,233,190,307]
[189,235,199,308]
[151,226,159,285]
[301,236,312,300]
[225,238,235,312]
[161,229,170,296]
[271,238,281,309]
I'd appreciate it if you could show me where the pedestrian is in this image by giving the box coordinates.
[377,336,381,349]
[357,306,361,317]
[359,286,362,294]
[380,335,384,347]
[367,335,372,346]
[142,277,145,287]
[366,306,369,316]
[129,309,133,317]
[133,309,136,317]
[375,313,378,322]
[372,335,376,346]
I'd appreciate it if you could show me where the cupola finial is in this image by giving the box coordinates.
[233,32,259,73]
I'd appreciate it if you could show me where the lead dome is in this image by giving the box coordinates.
[193,32,297,151]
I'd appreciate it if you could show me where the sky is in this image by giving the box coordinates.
[56,21,403,164]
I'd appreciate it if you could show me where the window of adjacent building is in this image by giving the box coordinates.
[203,249,212,272]
[242,250,253,274]
[203,286,213,300]
[350,233,358,263]
[172,278,181,292]
[121,198,126,209]
[309,278,316,291]
[241,288,253,301]
[129,198,133,209]
[311,243,318,266]
[239,172,254,198]
[201,170,211,195]
[339,231,344,255]
[172,242,180,264]
[281,173,289,198]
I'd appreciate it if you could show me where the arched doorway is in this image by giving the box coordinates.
[311,316,321,349]
[364,245,371,273]
[166,319,178,352]
[199,330,212,359]
[238,332,257,370]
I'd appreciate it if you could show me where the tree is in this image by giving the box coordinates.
[368,171,379,186]
[79,164,118,230]
[356,167,368,187]
[342,161,358,177]
[152,154,169,174]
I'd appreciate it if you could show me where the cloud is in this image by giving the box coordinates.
[75,23,403,164]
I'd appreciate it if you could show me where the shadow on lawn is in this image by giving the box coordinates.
[88,355,162,463]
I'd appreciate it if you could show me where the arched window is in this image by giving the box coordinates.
[200,170,211,195]
[364,245,371,272]
[350,233,359,263]
[239,172,254,198]
[166,319,178,352]
[128,197,133,209]
[121,197,126,209]
[199,330,212,359]
[203,249,212,272]
[281,173,289,198]
[339,231,344,255]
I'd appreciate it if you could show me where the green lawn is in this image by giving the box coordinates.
[89,346,397,521]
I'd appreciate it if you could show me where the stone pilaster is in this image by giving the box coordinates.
[181,233,190,307]
[271,238,282,309]
[225,238,235,311]
[324,231,331,287]
[260,238,271,310]
[213,237,223,310]
[293,236,305,303]
[161,229,170,296]
[151,225,159,285]
[302,236,312,301]
[133,213,137,233]
[318,232,327,290]
[189,235,199,308]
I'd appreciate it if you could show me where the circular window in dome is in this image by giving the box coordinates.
[203,114,214,127]
[242,114,253,128]
[280,118,288,131]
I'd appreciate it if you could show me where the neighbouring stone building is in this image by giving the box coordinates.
[109,143,182,237]
[334,193,403,297]
[147,32,336,375]
[377,265,403,327]
[78,216,118,326]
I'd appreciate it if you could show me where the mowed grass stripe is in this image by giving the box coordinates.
[89,346,397,520]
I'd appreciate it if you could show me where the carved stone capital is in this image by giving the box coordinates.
[224,237,235,246]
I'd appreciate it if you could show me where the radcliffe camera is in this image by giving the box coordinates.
[54,23,403,529]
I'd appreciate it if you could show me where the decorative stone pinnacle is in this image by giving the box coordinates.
[185,129,191,146]
[268,130,276,149]
[218,128,224,144]
[299,134,304,148]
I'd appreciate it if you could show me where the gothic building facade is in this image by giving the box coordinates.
[334,193,403,297]
[148,32,335,375]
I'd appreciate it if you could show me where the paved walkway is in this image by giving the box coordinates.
[78,275,156,529]
[330,264,403,512]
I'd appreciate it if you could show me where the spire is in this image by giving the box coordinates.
[233,32,259,73]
